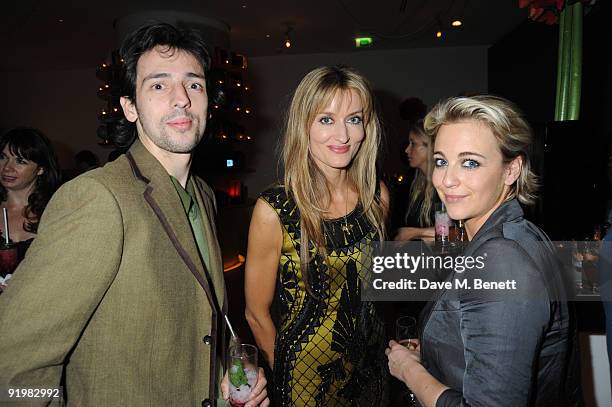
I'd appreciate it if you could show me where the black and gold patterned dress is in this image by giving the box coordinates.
[261,186,388,406]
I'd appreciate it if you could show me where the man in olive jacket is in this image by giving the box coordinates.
[0,23,267,407]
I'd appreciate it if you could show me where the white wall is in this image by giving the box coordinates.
[581,333,612,407]
[238,45,488,197]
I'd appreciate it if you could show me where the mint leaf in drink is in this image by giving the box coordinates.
[229,359,249,387]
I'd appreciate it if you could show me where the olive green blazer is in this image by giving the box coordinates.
[0,140,227,406]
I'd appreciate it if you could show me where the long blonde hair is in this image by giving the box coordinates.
[282,66,386,286]
[405,120,434,227]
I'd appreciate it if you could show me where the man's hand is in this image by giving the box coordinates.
[221,367,269,407]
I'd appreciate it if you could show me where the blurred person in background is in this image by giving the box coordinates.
[0,127,61,262]
[74,150,100,174]
[394,119,436,241]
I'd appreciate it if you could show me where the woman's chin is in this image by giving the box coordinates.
[445,208,465,221]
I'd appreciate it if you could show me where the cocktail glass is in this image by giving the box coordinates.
[0,242,18,278]
[228,343,258,407]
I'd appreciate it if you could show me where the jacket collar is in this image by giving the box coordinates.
[419,199,525,346]
[125,140,216,299]
[126,139,223,401]
[126,138,170,186]
[470,199,523,243]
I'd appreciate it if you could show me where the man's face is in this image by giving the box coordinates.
[120,46,208,159]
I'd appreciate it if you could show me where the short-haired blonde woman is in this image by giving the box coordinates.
[386,95,580,406]
[245,66,389,405]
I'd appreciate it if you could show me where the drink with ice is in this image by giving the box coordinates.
[229,364,257,406]
[228,343,258,407]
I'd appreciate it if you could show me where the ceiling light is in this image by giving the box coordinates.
[284,26,293,49]
[451,20,462,27]
[435,15,443,39]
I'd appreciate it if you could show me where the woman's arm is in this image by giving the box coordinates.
[244,198,283,369]
[380,181,391,219]
[394,226,435,241]
[387,341,449,407]
[452,239,551,406]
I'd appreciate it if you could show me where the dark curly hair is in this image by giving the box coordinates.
[114,22,212,147]
[0,128,62,233]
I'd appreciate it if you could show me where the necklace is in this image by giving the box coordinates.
[341,182,353,234]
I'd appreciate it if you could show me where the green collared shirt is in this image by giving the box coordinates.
[170,176,230,407]
[170,176,210,272]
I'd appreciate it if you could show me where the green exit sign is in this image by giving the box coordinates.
[355,37,373,48]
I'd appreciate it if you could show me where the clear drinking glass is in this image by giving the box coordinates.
[434,203,450,244]
[228,343,258,407]
[395,316,419,350]
[582,240,600,294]
[395,316,419,406]
[571,241,584,291]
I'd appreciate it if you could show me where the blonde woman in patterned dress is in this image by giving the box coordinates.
[245,66,390,406]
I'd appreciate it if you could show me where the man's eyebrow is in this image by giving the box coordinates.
[141,72,205,85]
[141,73,170,84]
[186,72,206,80]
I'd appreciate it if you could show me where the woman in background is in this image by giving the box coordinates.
[394,120,436,241]
[386,95,580,406]
[0,128,62,261]
[245,66,389,406]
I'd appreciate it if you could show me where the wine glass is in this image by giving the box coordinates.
[395,316,419,406]
[396,316,419,350]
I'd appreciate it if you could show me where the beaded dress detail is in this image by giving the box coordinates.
[261,186,388,406]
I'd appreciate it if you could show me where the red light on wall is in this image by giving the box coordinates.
[226,180,241,198]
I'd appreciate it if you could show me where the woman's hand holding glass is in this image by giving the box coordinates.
[386,339,423,384]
